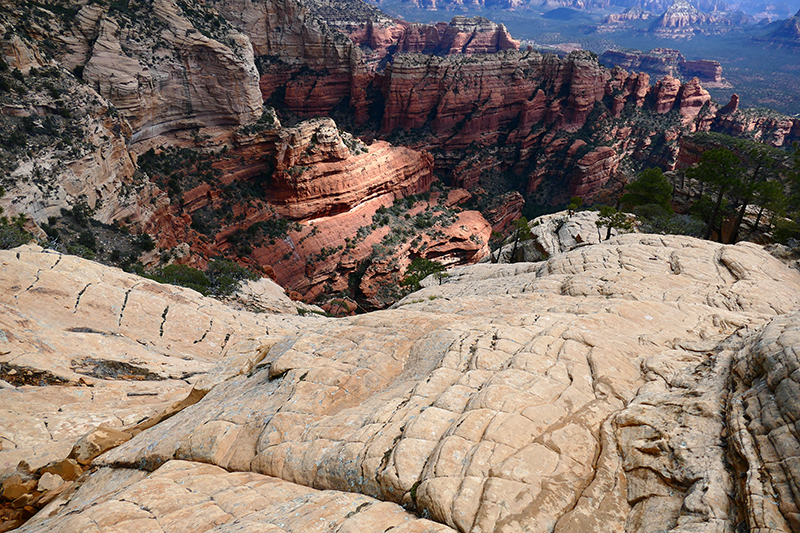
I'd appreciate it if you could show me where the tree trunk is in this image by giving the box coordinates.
[748,205,766,237]
[729,196,750,244]
[510,233,519,263]
[703,187,726,241]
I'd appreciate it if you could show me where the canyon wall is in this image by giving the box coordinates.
[55,0,263,144]
[138,114,489,308]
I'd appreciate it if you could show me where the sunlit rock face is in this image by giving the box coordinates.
[6,235,800,533]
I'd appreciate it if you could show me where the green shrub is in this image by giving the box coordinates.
[146,259,257,297]
[135,233,156,251]
[66,243,95,259]
[402,257,445,293]
[76,230,97,251]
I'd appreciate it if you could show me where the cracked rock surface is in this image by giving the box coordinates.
[0,244,307,480]
[5,235,800,533]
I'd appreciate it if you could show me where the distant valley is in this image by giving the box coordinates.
[372,0,800,114]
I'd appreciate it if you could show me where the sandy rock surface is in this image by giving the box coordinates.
[24,460,454,533]
[0,244,306,482]
[4,235,800,533]
[486,209,627,263]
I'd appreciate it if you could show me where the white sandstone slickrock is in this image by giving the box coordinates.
[3,234,800,533]
[483,209,628,264]
[0,244,307,481]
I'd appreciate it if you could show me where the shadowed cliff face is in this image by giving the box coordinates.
[3,236,800,532]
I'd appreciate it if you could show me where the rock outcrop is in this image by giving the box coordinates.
[601,48,725,84]
[649,0,746,37]
[210,0,363,116]
[376,49,729,200]
[710,111,800,147]
[0,30,154,227]
[0,244,308,526]
[597,6,652,32]
[485,209,633,263]
[380,50,609,144]
[4,235,800,532]
[435,16,520,55]
[680,58,723,83]
[653,0,718,29]
[57,0,262,144]
[268,118,435,221]
[137,113,490,307]
[602,47,686,78]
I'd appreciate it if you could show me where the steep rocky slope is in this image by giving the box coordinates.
[3,0,800,314]
[2,235,800,532]
[136,114,491,308]
[758,8,800,47]
[0,1,499,309]
[20,0,263,144]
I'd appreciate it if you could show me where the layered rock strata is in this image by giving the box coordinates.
[268,119,435,220]
[601,48,724,84]
[208,0,363,116]
[5,235,799,532]
[56,0,262,144]
[378,49,722,200]
[0,26,151,226]
[0,244,312,527]
[139,116,489,307]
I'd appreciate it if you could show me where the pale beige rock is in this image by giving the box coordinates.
[232,278,298,315]
[0,379,190,480]
[729,311,800,533]
[70,426,133,466]
[69,0,262,144]
[80,234,799,533]
[6,235,800,533]
[0,245,305,382]
[20,460,454,533]
[0,244,306,481]
[36,472,64,492]
[483,209,633,263]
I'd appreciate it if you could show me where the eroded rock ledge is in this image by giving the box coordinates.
[3,235,800,533]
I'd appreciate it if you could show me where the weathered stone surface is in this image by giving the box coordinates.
[250,193,492,308]
[268,118,435,221]
[209,0,362,116]
[0,244,306,481]
[57,234,795,533]
[2,236,800,532]
[436,16,519,55]
[19,460,454,533]
[651,0,723,36]
[35,473,64,493]
[729,312,800,532]
[138,115,488,307]
[40,460,82,483]
[486,209,630,263]
[680,59,723,83]
[63,0,262,144]
[69,427,133,467]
